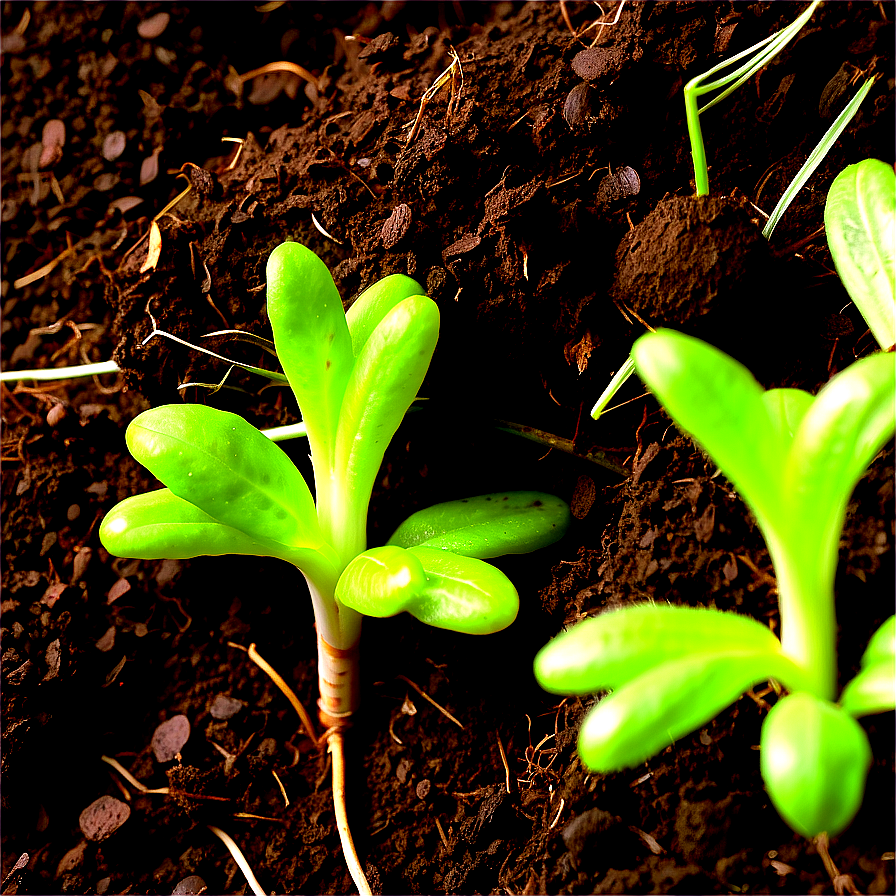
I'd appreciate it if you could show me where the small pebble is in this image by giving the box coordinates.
[415,779,431,800]
[79,795,130,842]
[152,714,191,762]
[46,403,67,426]
[102,131,126,162]
[210,694,244,720]
[38,119,66,168]
[67,504,81,522]
[137,11,170,39]
[172,876,207,895]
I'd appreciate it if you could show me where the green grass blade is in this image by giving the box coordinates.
[590,355,636,419]
[763,78,875,240]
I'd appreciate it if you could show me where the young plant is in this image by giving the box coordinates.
[825,158,896,350]
[536,329,894,838]
[100,241,570,892]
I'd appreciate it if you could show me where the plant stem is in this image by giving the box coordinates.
[329,731,373,896]
[316,631,361,725]
[765,530,837,702]
[0,360,121,382]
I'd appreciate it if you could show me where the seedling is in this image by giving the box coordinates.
[825,159,896,350]
[537,329,895,838]
[100,242,571,892]
[685,1,819,197]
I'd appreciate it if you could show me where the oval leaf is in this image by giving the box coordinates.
[335,545,428,617]
[407,546,519,634]
[577,652,788,772]
[534,604,801,695]
[825,159,896,350]
[761,692,871,837]
[344,273,425,356]
[839,660,896,718]
[126,404,321,548]
[266,242,355,479]
[632,329,787,536]
[331,296,439,561]
[388,491,571,559]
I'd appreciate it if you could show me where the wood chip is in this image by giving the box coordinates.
[152,714,191,762]
[79,795,130,842]
[140,220,162,273]
[382,203,412,249]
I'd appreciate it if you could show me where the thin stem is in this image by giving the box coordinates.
[0,360,120,382]
[590,355,637,419]
[684,1,820,196]
[329,731,372,896]
[207,825,266,896]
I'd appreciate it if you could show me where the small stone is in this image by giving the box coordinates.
[571,47,614,81]
[396,758,411,784]
[67,504,81,522]
[46,402,67,426]
[79,795,130,842]
[152,714,191,762]
[210,694,244,720]
[172,876,207,895]
[138,11,170,39]
[97,877,111,894]
[415,778,431,800]
[102,131,126,162]
[39,119,66,168]
[107,578,131,604]
[96,627,116,652]
[72,547,92,581]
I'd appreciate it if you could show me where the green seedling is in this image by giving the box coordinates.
[825,159,896,350]
[100,241,570,893]
[537,329,895,838]
[685,1,819,197]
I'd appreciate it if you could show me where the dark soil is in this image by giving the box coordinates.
[2,3,894,894]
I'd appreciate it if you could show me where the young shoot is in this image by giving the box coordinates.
[685,1,819,196]
[538,329,894,838]
[99,242,571,892]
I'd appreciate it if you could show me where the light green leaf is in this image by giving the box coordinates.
[577,651,792,772]
[534,604,804,695]
[336,545,519,634]
[840,616,896,717]
[345,274,425,356]
[761,692,872,837]
[126,405,322,548]
[762,388,814,442]
[782,351,895,553]
[266,242,355,478]
[632,329,787,534]
[825,159,896,350]
[406,546,519,634]
[387,491,571,559]
[331,295,439,561]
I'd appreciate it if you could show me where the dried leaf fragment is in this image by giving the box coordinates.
[140,220,162,273]
[79,795,130,842]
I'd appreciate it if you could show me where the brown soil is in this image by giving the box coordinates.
[2,3,893,895]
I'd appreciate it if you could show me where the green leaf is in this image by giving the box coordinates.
[576,651,790,772]
[632,329,788,534]
[825,159,896,350]
[782,351,895,552]
[406,546,519,634]
[344,274,425,356]
[266,242,355,477]
[761,692,872,837]
[100,489,289,560]
[335,545,428,617]
[762,388,814,442]
[336,545,518,634]
[533,604,805,695]
[125,404,322,548]
[387,491,571,559]
[840,616,896,717]
[331,295,440,561]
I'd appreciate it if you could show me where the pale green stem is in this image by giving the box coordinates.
[764,528,838,702]
[0,360,121,382]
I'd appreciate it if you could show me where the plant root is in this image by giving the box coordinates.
[329,729,373,896]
